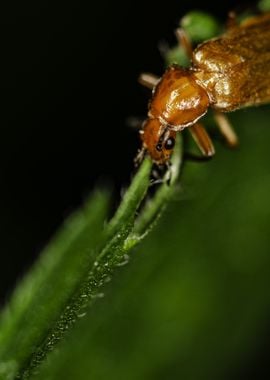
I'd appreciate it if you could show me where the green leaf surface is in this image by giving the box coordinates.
[32,107,270,380]
[105,157,152,240]
[258,0,270,12]
[0,147,183,379]
[0,191,109,379]
[180,11,221,43]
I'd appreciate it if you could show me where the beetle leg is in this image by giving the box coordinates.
[188,122,215,157]
[126,116,145,130]
[213,111,239,147]
[226,11,238,29]
[138,73,159,89]
[134,146,146,167]
[175,28,193,59]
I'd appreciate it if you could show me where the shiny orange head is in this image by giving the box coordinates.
[140,118,176,165]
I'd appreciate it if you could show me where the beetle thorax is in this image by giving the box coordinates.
[149,65,210,131]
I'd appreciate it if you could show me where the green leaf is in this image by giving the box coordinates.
[180,11,221,43]
[31,106,270,380]
[165,11,221,70]
[106,157,152,240]
[0,191,109,379]
[165,46,190,67]
[258,0,270,12]
[0,147,184,379]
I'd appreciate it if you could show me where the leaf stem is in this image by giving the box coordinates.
[106,157,152,239]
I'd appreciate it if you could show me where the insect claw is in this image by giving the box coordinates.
[165,162,173,185]
[134,147,146,167]
[149,178,165,186]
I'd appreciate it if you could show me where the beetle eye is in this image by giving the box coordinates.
[164,137,175,150]
[156,143,162,152]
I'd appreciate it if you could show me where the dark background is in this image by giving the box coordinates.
[0,0,257,316]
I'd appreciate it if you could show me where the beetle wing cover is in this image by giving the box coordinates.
[193,13,270,111]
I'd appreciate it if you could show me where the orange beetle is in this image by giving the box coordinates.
[138,12,270,165]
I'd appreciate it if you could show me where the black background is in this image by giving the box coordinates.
[0,0,259,321]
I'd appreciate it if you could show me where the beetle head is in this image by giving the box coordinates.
[140,118,176,165]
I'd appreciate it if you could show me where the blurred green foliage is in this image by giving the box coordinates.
[180,11,221,42]
[259,0,270,12]
[33,107,270,380]
[0,141,182,379]
[165,46,190,67]
[166,11,220,67]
